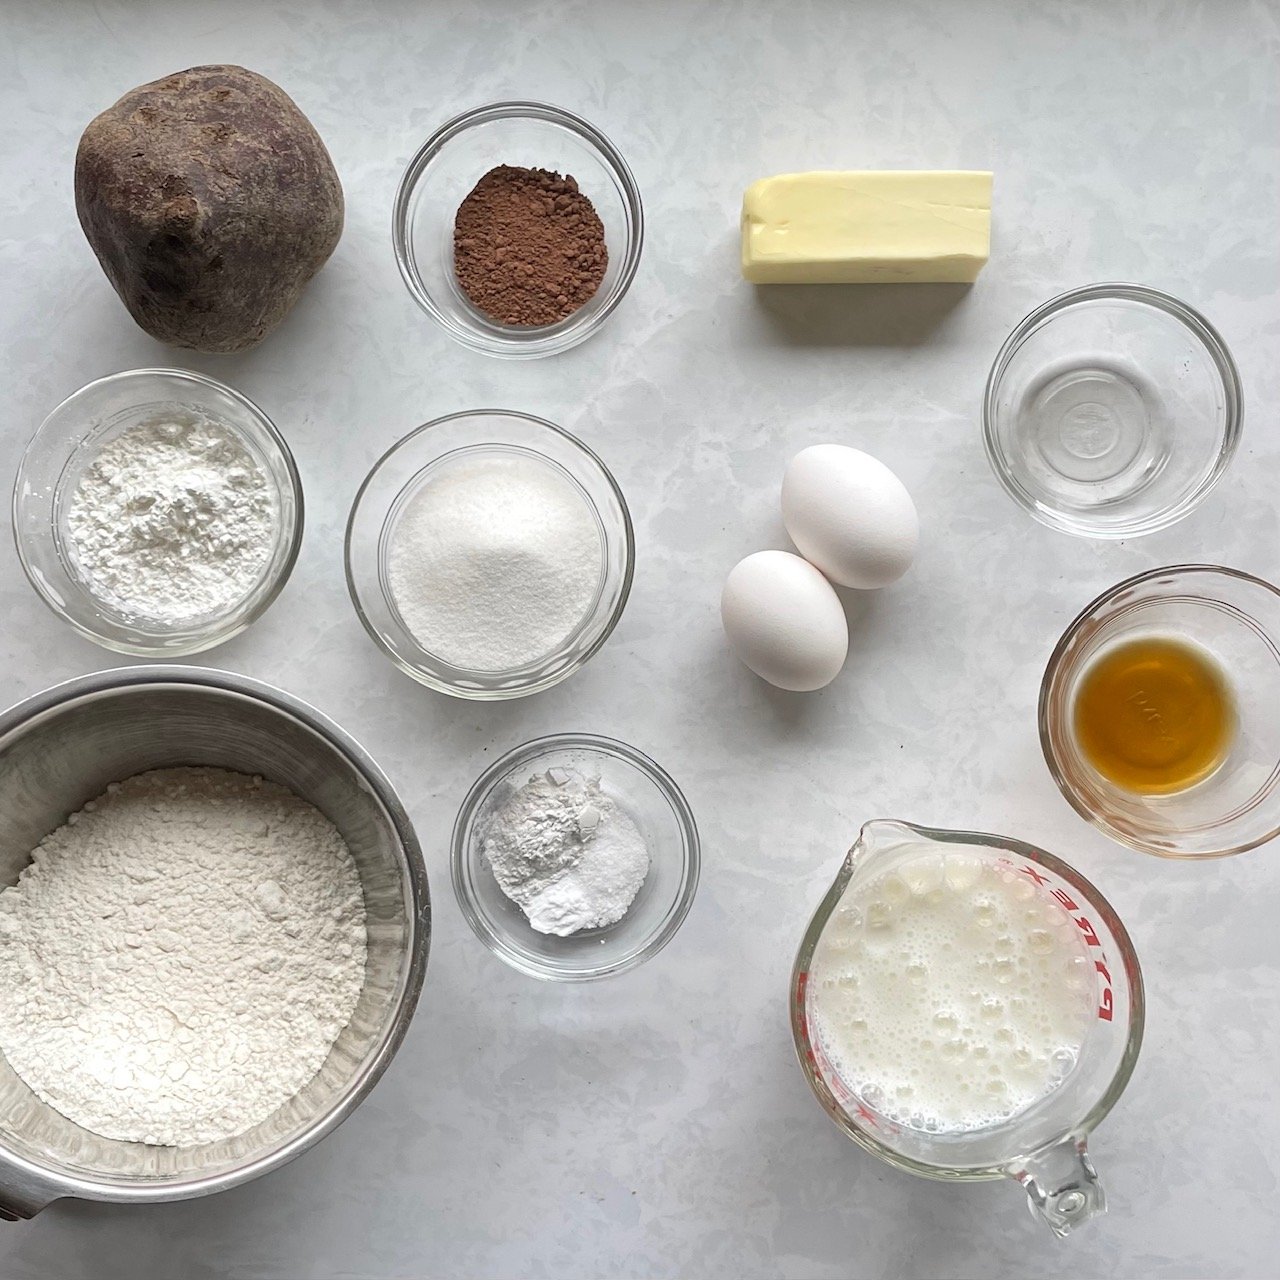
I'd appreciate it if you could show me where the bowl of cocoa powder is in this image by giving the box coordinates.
[393,101,643,359]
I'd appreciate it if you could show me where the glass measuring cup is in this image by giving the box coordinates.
[790,820,1144,1236]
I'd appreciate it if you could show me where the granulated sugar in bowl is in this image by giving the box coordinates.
[386,450,601,671]
[345,409,634,700]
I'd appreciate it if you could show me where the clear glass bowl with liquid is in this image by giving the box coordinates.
[983,284,1241,538]
[1040,565,1280,857]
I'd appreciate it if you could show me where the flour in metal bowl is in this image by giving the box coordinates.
[0,767,366,1148]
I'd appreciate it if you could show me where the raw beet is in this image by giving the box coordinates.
[75,64,343,353]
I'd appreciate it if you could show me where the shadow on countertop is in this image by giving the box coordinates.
[750,280,974,348]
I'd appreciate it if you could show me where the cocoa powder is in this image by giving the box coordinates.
[452,165,608,327]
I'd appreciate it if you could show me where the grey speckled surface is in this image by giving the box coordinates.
[1,1,1279,1277]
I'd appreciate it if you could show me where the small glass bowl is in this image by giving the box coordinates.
[1040,565,1280,858]
[12,368,303,656]
[392,101,644,359]
[452,734,700,981]
[983,284,1242,538]
[345,410,633,699]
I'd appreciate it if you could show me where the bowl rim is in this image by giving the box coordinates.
[450,732,700,981]
[344,408,635,700]
[391,99,645,359]
[10,366,305,657]
[1037,562,1280,858]
[0,664,429,1213]
[981,282,1244,539]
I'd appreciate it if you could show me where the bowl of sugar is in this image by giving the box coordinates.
[345,409,634,699]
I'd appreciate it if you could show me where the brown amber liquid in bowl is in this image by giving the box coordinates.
[1071,635,1235,795]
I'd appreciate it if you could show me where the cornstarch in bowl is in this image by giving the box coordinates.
[13,367,303,656]
[66,415,276,625]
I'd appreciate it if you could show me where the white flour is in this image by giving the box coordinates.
[66,415,276,623]
[0,768,366,1147]
[483,768,649,936]
[387,452,602,671]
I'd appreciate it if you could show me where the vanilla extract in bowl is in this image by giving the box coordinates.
[1071,634,1236,796]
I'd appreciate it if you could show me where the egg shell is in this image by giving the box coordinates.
[720,550,848,691]
[782,444,919,589]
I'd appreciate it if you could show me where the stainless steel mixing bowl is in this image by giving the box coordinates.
[0,667,429,1218]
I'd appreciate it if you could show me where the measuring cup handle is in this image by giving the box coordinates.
[1005,1133,1106,1236]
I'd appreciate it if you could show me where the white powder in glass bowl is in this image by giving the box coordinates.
[386,452,603,671]
[65,415,275,624]
[482,768,650,936]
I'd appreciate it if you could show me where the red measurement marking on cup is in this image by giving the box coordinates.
[853,1102,880,1129]
[1048,886,1115,1021]
[796,971,816,1066]
[1093,959,1115,1020]
[800,968,876,1120]
[1076,916,1101,947]
[1011,865,1116,1022]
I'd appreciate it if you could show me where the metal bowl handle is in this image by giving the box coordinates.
[0,1172,60,1220]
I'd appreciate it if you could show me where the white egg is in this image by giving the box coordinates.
[782,444,919,589]
[720,550,848,691]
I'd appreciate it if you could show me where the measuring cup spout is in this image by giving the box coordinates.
[849,819,926,867]
[1005,1133,1106,1236]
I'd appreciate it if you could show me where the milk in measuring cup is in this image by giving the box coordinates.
[809,847,1097,1133]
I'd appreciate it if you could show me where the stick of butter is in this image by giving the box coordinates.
[741,171,992,284]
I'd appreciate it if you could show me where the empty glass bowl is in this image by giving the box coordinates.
[452,734,700,981]
[12,368,303,656]
[983,284,1242,538]
[1040,565,1280,857]
[393,101,644,358]
[345,410,633,699]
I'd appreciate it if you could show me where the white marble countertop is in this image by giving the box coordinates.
[2,1,1278,1276]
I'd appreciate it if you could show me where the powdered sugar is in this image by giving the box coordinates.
[0,768,366,1147]
[386,451,602,671]
[483,768,649,936]
[66,415,276,623]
